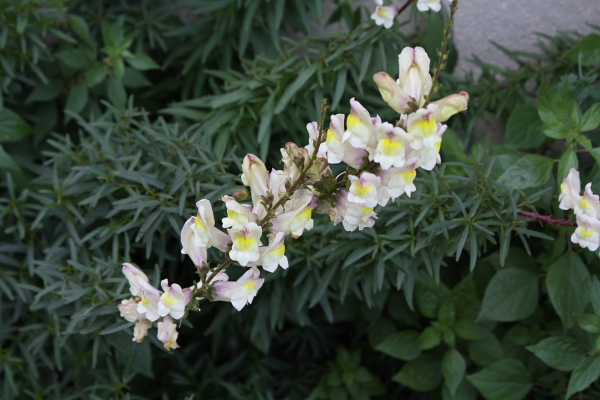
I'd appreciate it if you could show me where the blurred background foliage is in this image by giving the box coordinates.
[1,0,600,399]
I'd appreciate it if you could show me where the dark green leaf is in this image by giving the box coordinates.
[497,154,553,190]
[376,330,421,361]
[566,356,600,399]
[274,65,317,114]
[467,359,533,400]
[581,103,600,132]
[526,336,586,372]
[418,326,442,350]
[0,108,34,142]
[564,33,600,66]
[124,53,160,70]
[478,268,539,322]
[540,122,568,139]
[538,81,568,125]
[575,314,600,333]
[84,62,108,86]
[546,252,591,330]
[505,104,545,149]
[442,349,466,397]
[557,149,578,186]
[392,354,442,392]
[107,77,126,109]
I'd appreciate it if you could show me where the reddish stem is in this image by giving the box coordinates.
[520,211,577,227]
[396,0,414,16]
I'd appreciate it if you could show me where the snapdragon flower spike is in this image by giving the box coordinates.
[258,232,289,273]
[157,316,180,351]
[343,98,375,149]
[348,172,381,208]
[416,0,442,12]
[158,279,193,320]
[228,222,262,267]
[559,168,581,211]
[373,122,411,170]
[221,196,256,229]
[572,213,600,251]
[213,267,265,311]
[370,0,399,29]
[398,47,432,108]
[575,183,600,219]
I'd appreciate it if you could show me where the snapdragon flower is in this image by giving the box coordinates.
[348,172,381,208]
[373,122,411,170]
[343,98,376,149]
[229,222,262,267]
[572,213,600,251]
[157,316,180,350]
[258,232,288,273]
[398,47,433,109]
[158,279,192,320]
[558,169,581,210]
[370,0,399,29]
[416,0,442,12]
[213,267,265,311]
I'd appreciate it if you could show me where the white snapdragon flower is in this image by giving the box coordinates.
[343,203,377,231]
[377,165,418,205]
[370,0,399,29]
[348,172,381,208]
[373,122,411,170]
[118,298,144,322]
[122,263,163,322]
[258,232,289,273]
[270,190,315,238]
[157,316,180,351]
[343,98,376,149]
[228,222,262,267]
[575,183,600,218]
[221,195,256,229]
[407,107,444,150]
[398,47,432,108]
[416,0,442,12]
[429,92,470,122]
[319,114,346,164]
[558,168,581,211]
[213,267,265,311]
[122,263,150,297]
[241,154,269,212]
[572,213,600,251]
[158,279,192,320]
[133,319,152,343]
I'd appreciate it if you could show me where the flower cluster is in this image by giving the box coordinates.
[118,46,468,349]
[559,169,600,251]
[371,0,444,30]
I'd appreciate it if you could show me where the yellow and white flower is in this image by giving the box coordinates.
[373,122,411,170]
[221,195,256,229]
[429,92,469,123]
[213,267,265,311]
[228,222,262,267]
[158,279,192,320]
[373,71,412,114]
[572,213,600,251]
[575,183,600,219]
[558,168,581,211]
[348,172,381,208]
[258,232,289,273]
[270,190,315,238]
[407,107,444,150]
[377,165,418,205]
[157,316,179,351]
[370,0,399,29]
[342,98,376,149]
[319,114,346,164]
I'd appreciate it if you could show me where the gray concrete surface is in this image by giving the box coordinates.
[453,0,600,76]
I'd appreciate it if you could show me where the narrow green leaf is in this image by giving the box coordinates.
[274,65,317,114]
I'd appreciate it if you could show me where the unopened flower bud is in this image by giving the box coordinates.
[429,91,469,123]
[373,72,412,114]
[398,47,432,108]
